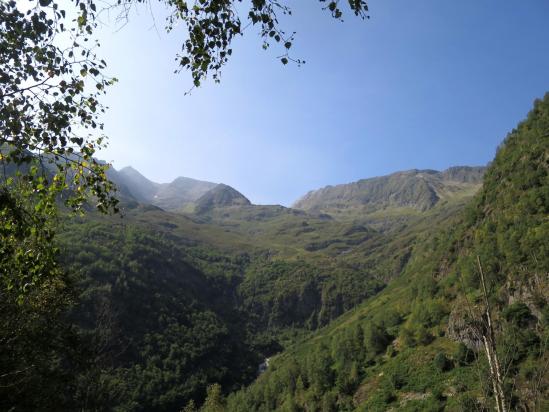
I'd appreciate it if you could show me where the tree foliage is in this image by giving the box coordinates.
[0,0,117,210]
[152,0,369,87]
[1,0,119,299]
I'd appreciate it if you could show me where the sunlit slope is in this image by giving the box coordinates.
[54,159,481,411]
[54,118,511,412]
[293,166,484,217]
[90,187,474,331]
[224,95,549,411]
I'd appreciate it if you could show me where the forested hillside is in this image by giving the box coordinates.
[46,189,454,410]
[1,0,547,410]
[1,94,547,411]
[220,94,549,411]
[1,154,484,409]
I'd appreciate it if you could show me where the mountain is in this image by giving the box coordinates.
[110,166,248,211]
[116,166,160,202]
[5,95,546,412]
[223,95,549,411]
[194,183,251,213]
[43,159,490,410]
[152,176,219,211]
[293,166,486,213]
[109,164,484,221]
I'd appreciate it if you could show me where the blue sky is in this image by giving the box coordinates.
[96,0,549,205]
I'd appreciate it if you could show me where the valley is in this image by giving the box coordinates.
[1,2,547,411]
[2,96,548,410]
[51,96,547,411]
[3,94,548,410]
[50,153,486,409]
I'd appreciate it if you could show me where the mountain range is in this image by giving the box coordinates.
[5,95,547,412]
[108,165,485,218]
[108,166,251,212]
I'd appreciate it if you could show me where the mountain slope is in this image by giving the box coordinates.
[153,176,219,210]
[7,97,543,411]
[110,167,246,211]
[223,95,549,412]
[46,162,481,411]
[293,166,485,214]
[117,166,160,203]
[195,184,251,213]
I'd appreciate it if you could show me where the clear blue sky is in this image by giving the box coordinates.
[96,0,549,206]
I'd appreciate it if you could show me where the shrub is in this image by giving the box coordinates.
[364,323,391,356]
[502,302,534,327]
[456,394,481,411]
[386,345,397,358]
[415,326,434,345]
[433,352,452,372]
[387,364,409,390]
[454,343,475,366]
[399,326,416,348]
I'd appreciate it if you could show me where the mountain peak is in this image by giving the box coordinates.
[119,165,150,180]
[441,165,486,183]
[115,166,159,203]
[109,166,251,212]
[195,183,251,213]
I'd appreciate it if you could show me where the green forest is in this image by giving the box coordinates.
[2,95,548,410]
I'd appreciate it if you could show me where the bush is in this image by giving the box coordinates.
[364,323,391,356]
[378,383,397,404]
[387,364,409,390]
[456,394,481,411]
[399,326,416,348]
[433,352,452,372]
[415,326,434,345]
[431,385,445,401]
[411,300,448,328]
[454,343,474,366]
[502,302,534,327]
[386,345,397,358]
[376,308,403,337]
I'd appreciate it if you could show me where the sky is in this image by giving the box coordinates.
[92,0,549,206]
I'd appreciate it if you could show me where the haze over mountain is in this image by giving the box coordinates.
[108,166,250,212]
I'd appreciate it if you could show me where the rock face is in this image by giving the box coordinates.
[446,300,483,351]
[109,166,252,213]
[152,176,218,211]
[440,166,486,183]
[293,166,485,213]
[194,184,251,213]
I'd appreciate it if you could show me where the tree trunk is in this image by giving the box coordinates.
[477,256,507,412]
